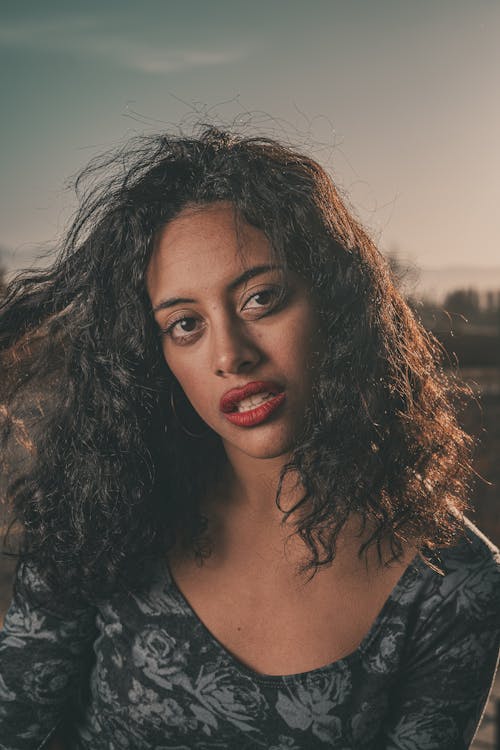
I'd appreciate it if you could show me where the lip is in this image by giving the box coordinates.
[220,380,284,413]
[223,392,287,427]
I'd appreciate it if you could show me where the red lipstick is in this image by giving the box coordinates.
[220,380,286,428]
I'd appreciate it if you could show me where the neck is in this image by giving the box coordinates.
[210,447,305,522]
[196,447,323,574]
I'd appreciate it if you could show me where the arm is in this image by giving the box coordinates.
[0,560,97,750]
[377,551,500,749]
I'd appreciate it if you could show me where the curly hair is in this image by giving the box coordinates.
[0,125,475,607]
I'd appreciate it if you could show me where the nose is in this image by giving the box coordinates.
[211,317,262,377]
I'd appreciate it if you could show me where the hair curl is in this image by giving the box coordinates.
[1,125,475,607]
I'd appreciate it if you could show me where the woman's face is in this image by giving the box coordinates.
[146,202,323,462]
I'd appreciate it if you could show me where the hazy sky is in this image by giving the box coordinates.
[1,0,499,276]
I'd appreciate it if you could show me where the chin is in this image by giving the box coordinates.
[225,431,298,461]
[247,448,291,460]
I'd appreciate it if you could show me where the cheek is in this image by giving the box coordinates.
[278,309,320,361]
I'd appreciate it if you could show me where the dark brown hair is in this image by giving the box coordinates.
[0,126,474,605]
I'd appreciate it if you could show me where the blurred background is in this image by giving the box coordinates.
[1,1,499,745]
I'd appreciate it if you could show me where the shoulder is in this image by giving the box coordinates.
[440,514,499,566]
[375,520,500,750]
[11,558,96,620]
[410,516,500,632]
[422,515,500,590]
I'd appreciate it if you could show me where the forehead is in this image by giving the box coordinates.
[146,203,275,296]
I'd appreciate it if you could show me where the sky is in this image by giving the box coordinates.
[1,0,499,279]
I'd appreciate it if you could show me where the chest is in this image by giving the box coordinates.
[82,544,418,747]
[166,550,414,677]
[86,579,399,749]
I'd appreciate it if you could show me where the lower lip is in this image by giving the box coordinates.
[223,392,286,427]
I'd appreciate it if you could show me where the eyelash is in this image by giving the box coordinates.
[159,286,286,344]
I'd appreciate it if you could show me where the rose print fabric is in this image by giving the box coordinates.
[1,515,499,749]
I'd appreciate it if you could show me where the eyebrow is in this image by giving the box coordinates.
[152,264,285,313]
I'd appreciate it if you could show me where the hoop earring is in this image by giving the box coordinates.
[169,384,210,439]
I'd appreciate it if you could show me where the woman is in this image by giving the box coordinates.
[0,126,499,749]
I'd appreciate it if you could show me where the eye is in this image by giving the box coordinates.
[242,286,286,315]
[160,315,203,344]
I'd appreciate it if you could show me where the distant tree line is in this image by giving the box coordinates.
[440,288,500,327]
[385,252,500,332]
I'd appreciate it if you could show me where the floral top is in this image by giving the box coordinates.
[1,515,499,750]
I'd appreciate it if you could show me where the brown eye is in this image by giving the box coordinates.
[161,315,203,344]
[252,290,273,305]
[242,286,285,312]
[176,318,197,332]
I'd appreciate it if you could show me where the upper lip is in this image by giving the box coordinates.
[220,381,284,413]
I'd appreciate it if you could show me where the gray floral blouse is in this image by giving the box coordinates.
[1,515,499,749]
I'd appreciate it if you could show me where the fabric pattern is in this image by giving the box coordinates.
[0,515,499,749]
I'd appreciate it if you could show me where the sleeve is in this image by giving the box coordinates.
[0,560,98,750]
[377,548,500,749]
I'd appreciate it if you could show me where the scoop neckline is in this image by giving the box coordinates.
[157,552,424,686]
